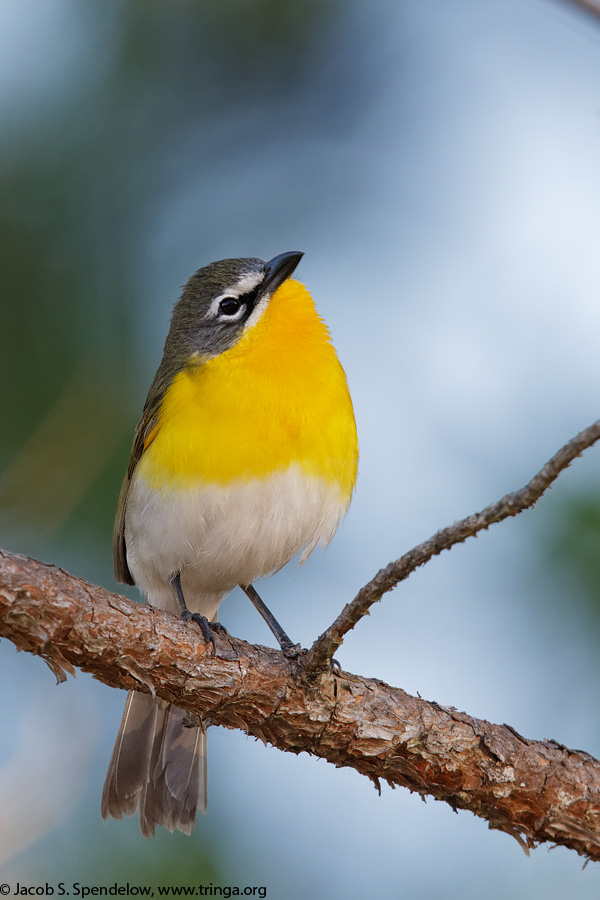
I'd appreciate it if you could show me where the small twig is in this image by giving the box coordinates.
[305,420,600,673]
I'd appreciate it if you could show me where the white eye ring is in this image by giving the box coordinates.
[218,297,243,317]
[207,271,264,321]
[209,293,246,322]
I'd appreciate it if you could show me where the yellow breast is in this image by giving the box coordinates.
[138,279,358,501]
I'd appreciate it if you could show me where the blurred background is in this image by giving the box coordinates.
[2,0,600,895]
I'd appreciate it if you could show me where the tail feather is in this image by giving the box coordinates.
[159,705,207,812]
[101,691,157,820]
[140,704,207,838]
[102,691,207,838]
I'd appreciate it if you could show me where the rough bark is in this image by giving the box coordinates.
[1,548,600,861]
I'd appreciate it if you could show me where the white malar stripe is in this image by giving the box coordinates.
[241,292,271,333]
[124,464,349,619]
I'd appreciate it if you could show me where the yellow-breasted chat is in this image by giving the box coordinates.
[102,251,358,837]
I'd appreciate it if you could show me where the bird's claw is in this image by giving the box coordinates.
[281,641,302,659]
[181,611,226,649]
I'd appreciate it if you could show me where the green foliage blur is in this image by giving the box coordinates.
[0,0,365,567]
[548,493,600,616]
[0,0,368,885]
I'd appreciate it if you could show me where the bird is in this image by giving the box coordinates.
[101,251,358,837]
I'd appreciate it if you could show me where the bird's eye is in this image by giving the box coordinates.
[218,297,242,316]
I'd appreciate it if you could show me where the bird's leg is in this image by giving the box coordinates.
[171,572,227,649]
[242,584,300,657]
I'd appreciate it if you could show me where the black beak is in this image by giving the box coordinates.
[261,251,304,297]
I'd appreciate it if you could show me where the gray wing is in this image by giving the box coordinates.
[113,404,161,585]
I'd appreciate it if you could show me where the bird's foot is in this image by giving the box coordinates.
[281,639,302,659]
[180,611,226,648]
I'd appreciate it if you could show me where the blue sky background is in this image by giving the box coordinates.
[2,0,600,896]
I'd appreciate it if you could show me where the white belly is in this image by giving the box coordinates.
[124,464,348,619]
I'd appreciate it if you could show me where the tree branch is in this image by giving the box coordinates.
[2,422,600,856]
[1,534,600,860]
[306,419,600,673]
